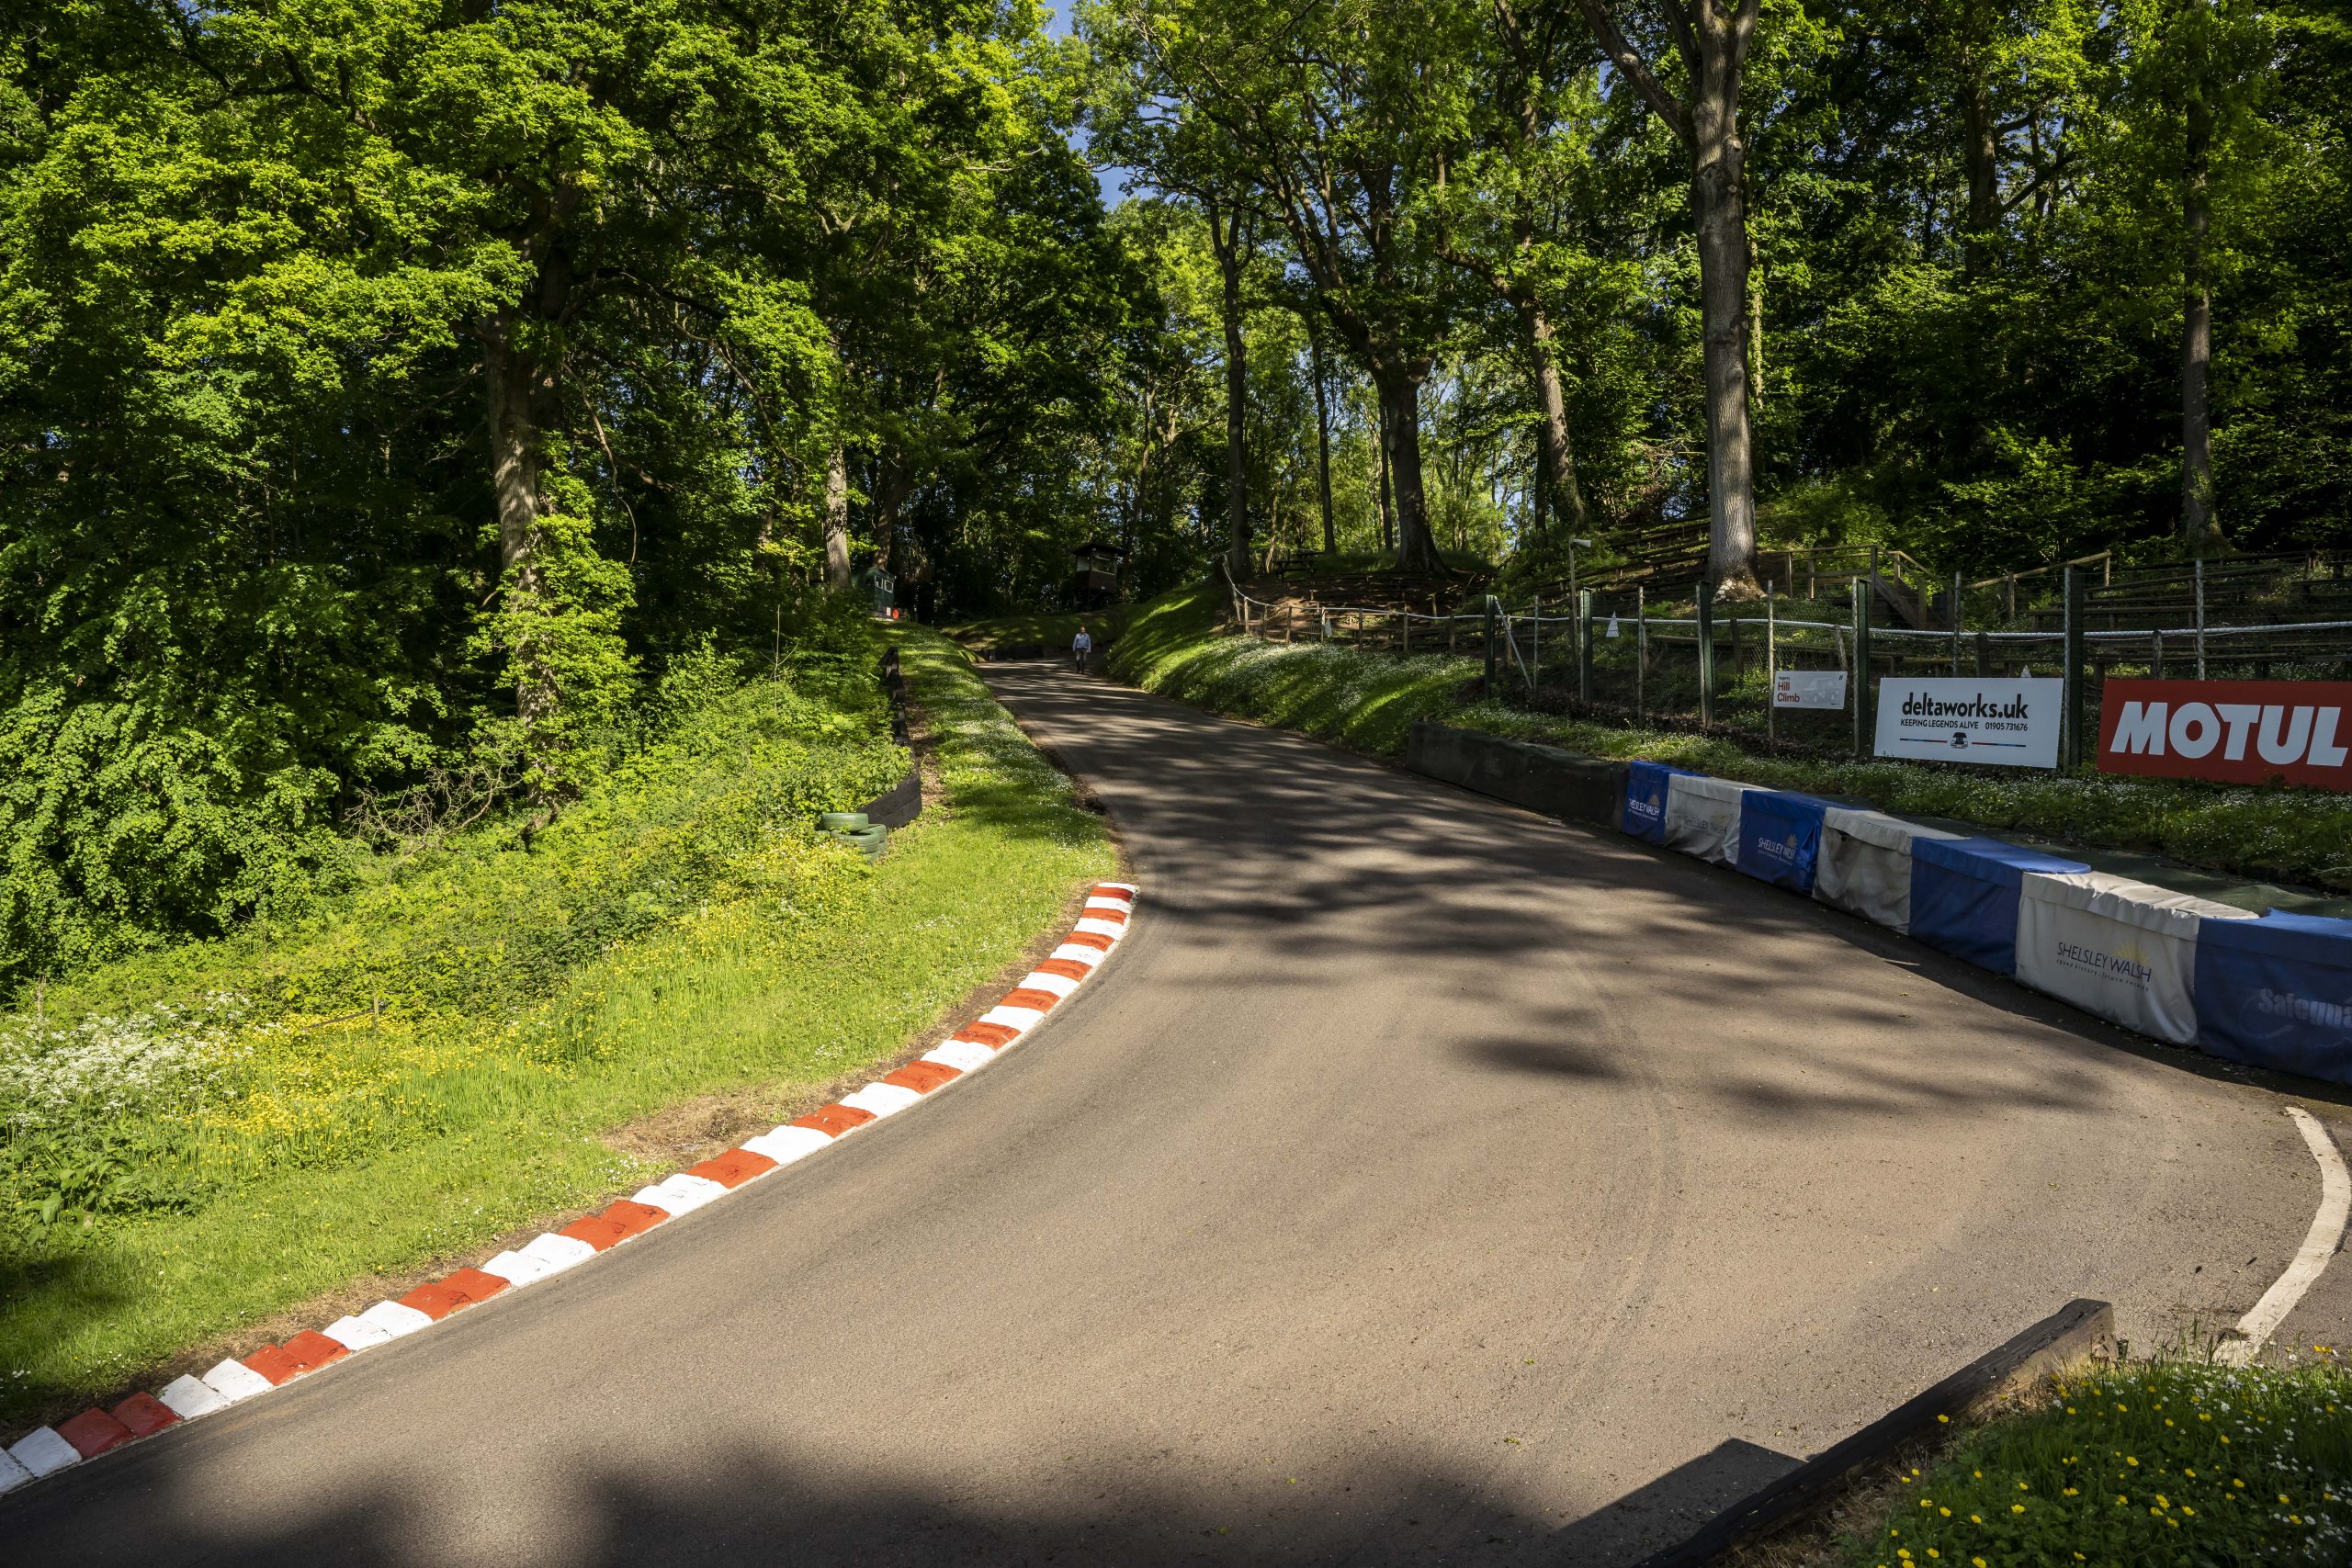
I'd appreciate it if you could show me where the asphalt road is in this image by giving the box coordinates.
[6,663,2345,1566]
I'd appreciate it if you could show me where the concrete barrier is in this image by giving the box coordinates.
[1815,809,1965,935]
[1402,720,1623,827]
[2016,872,2255,1045]
[1665,773,1763,867]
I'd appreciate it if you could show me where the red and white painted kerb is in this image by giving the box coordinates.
[0,882,1139,1495]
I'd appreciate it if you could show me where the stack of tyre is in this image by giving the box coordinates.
[820,810,887,859]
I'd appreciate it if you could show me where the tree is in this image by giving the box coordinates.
[1572,0,1765,591]
[1088,0,1470,574]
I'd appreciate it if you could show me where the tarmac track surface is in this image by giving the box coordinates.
[4,663,2342,1566]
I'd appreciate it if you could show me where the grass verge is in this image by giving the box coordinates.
[1106,581,2352,896]
[1821,1355,2352,1567]
[0,624,1114,1429]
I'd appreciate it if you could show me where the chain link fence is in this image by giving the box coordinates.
[1232,568,2352,765]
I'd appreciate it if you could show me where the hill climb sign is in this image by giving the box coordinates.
[1873,678,2062,769]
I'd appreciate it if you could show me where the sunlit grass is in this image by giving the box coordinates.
[0,626,1113,1424]
[1839,1356,2352,1567]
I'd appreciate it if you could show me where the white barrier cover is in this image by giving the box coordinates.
[0,1447,33,1495]
[842,1083,922,1118]
[2016,871,2256,1044]
[922,1040,998,1073]
[198,1358,277,1405]
[515,1233,597,1276]
[742,1124,836,1165]
[354,1300,436,1340]
[1663,774,1763,866]
[7,1427,79,1479]
[633,1172,729,1216]
[1019,969,1081,998]
[156,1373,230,1422]
[481,1247,553,1287]
[1048,942,1105,968]
[1814,808,1964,934]
[321,1314,396,1352]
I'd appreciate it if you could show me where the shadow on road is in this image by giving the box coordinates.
[4,1423,1801,1567]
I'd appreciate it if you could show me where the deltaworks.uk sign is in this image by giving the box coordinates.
[1873,678,2062,769]
[2097,679,2352,791]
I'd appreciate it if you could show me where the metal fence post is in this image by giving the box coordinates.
[1765,590,1777,745]
[1696,580,1716,727]
[1577,590,1594,703]
[2064,565,2086,771]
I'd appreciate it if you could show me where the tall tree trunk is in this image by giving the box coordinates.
[823,443,853,591]
[1691,81,1760,594]
[1377,367,1442,573]
[1309,330,1336,554]
[1575,0,1762,592]
[483,325,556,735]
[872,458,911,574]
[1517,295,1588,531]
[1959,62,2000,278]
[1375,393,1395,553]
[2180,6,2220,556]
[1222,259,1250,581]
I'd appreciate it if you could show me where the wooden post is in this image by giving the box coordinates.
[1483,597,1498,695]
[1635,586,1647,721]
[2194,558,2207,680]
[2152,628,2165,679]
[1851,581,1872,761]
[1951,570,1963,676]
[2064,566,2086,771]
[1696,581,1717,727]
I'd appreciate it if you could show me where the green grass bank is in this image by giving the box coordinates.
[1106,581,2352,897]
[1832,1356,2351,1566]
[0,625,1114,1427]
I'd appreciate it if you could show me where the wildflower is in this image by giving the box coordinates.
[2011,1504,2025,1514]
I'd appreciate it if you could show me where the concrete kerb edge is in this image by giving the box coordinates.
[0,881,1141,1499]
[1633,1298,2117,1568]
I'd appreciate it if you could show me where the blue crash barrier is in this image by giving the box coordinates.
[2193,911,2352,1087]
[1908,836,2090,976]
[1606,756,2348,1088]
[1735,790,1845,897]
[1620,761,1690,845]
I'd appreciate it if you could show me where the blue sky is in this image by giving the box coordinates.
[1046,3,1134,204]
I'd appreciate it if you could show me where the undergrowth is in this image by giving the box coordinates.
[0,623,1114,1427]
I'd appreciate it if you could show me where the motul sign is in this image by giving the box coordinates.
[2097,679,2352,790]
